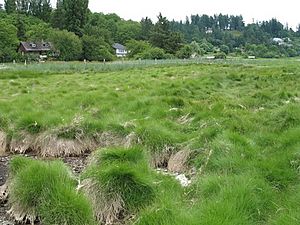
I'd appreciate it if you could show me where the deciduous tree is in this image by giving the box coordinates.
[63,0,89,36]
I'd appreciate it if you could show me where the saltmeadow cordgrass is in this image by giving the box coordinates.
[9,156,96,225]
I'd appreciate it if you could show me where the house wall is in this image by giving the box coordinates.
[115,49,127,57]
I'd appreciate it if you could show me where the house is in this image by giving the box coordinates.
[112,43,127,57]
[18,41,53,56]
[272,38,285,45]
[205,28,213,34]
[0,4,3,10]
[272,38,293,47]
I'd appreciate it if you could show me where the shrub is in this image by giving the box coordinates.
[126,40,152,58]
[176,44,193,59]
[136,47,167,60]
[220,44,230,54]
[214,52,227,59]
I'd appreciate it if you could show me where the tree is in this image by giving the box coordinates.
[29,0,52,22]
[220,44,230,54]
[82,35,114,61]
[16,0,29,14]
[150,13,183,54]
[63,0,89,36]
[49,30,83,61]
[4,0,16,13]
[176,44,193,59]
[116,20,141,44]
[150,13,170,49]
[126,40,151,58]
[0,21,19,62]
[51,0,66,30]
[26,24,52,41]
[296,24,300,37]
[140,17,154,40]
[16,15,26,40]
[190,41,205,56]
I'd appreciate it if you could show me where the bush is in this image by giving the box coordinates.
[135,47,167,60]
[126,40,152,58]
[176,44,193,59]
[220,44,230,54]
[214,52,227,59]
[9,156,95,225]
[0,21,19,62]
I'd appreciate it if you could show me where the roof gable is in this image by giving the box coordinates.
[20,42,53,52]
[112,43,126,51]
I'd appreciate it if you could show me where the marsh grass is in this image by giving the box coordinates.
[1,58,300,224]
[82,146,155,223]
[9,156,95,225]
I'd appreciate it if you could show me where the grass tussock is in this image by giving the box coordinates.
[81,146,155,224]
[8,156,96,225]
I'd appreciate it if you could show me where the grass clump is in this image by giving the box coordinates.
[188,174,276,225]
[9,156,95,225]
[82,146,155,224]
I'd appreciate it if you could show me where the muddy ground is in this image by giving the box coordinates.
[0,154,89,225]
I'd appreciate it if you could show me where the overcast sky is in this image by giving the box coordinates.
[1,0,299,29]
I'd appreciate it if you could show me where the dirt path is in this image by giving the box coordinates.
[0,154,89,224]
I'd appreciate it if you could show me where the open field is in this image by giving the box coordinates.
[0,58,300,224]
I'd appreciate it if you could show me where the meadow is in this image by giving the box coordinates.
[0,58,300,224]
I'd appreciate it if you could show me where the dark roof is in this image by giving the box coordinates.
[19,42,53,52]
[112,43,126,50]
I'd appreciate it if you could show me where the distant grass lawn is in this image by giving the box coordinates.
[1,58,300,224]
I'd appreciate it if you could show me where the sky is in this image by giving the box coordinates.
[1,0,299,29]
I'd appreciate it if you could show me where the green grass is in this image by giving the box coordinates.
[9,156,96,225]
[81,146,155,223]
[1,58,300,224]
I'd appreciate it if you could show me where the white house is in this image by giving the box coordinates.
[112,43,128,57]
[272,38,285,45]
[205,28,213,34]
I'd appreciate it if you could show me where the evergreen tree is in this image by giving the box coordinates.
[150,13,171,49]
[64,0,89,36]
[150,13,183,54]
[140,17,154,40]
[297,24,300,36]
[4,0,16,14]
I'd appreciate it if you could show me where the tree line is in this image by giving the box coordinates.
[1,0,300,62]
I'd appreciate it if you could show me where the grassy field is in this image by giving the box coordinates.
[1,58,300,224]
